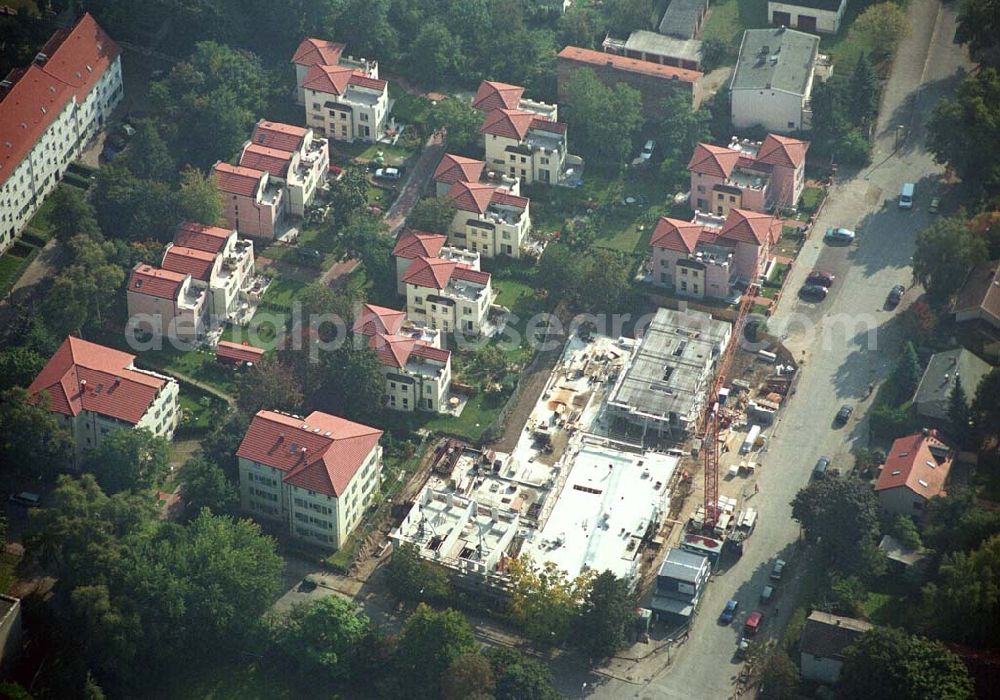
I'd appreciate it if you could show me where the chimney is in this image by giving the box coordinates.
[277,433,284,443]
[299,446,307,462]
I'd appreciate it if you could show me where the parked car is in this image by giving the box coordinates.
[744,610,764,636]
[835,404,853,425]
[799,284,828,301]
[824,227,855,243]
[640,140,655,161]
[9,491,40,507]
[807,270,835,286]
[736,637,751,659]
[760,584,775,604]
[887,284,906,308]
[928,197,940,214]
[770,560,786,581]
[812,456,831,479]
[375,167,401,180]
[720,599,739,624]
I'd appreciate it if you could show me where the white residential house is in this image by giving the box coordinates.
[239,120,330,216]
[291,37,378,105]
[446,181,531,259]
[236,409,383,549]
[28,337,180,464]
[391,229,480,295]
[303,64,389,144]
[0,13,124,254]
[480,109,578,186]
[353,303,453,413]
[768,0,848,34]
[730,27,829,133]
[403,256,494,335]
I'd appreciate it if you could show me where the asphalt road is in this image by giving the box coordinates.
[589,1,970,698]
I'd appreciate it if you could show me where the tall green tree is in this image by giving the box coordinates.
[44,236,125,336]
[484,647,560,700]
[922,534,1000,648]
[574,571,635,659]
[48,185,102,243]
[0,346,46,391]
[408,21,465,87]
[507,557,593,645]
[327,166,369,227]
[92,165,179,242]
[891,341,922,404]
[912,217,989,304]
[120,120,175,183]
[924,489,1000,555]
[657,92,711,188]
[948,376,973,449]
[956,0,1000,67]
[848,53,880,128]
[176,167,222,226]
[427,98,483,156]
[179,456,237,516]
[791,478,884,577]
[839,627,974,700]
[563,68,643,166]
[442,653,495,700]
[318,344,386,422]
[0,387,73,480]
[406,196,459,234]
[236,358,304,417]
[605,0,654,35]
[385,542,451,604]
[851,2,910,60]
[82,428,170,494]
[394,604,478,699]
[971,369,1000,444]
[273,596,371,683]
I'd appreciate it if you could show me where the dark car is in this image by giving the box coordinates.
[835,404,853,425]
[799,284,828,301]
[824,227,855,244]
[720,599,739,624]
[770,560,786,581]
[887,284,906,308]
[812,456,831,479]
[807,270,835,287]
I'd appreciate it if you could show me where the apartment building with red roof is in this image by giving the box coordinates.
[649,208,781,300]
[446,181,532,259]
[239,119,330,216]
[392,228,480,294]
[690,134,809,215]
[301,62,389,143]
[213,161,285,239]
[402,256,494,336]
[352,303,453,413]
[556,46,702,119]
[875,430,954,517]
[28,337,179,463]
[127,223,255,340]
[291,37,378,105]
[472,80,559,121]
[480,107,582,188]
[0,13,123,254]
[237,409,383,548]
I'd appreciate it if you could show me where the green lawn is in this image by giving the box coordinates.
[422,390,507,442]
[799,187,825,213]
[494,278,534,309]
[161,661,296,700]
[260,273,311,310]
[0,247,35,295]
[701,0,769,46]
[138,346,239,396]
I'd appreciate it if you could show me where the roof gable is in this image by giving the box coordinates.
[688,143,740,178]
[402,256,456,290]
[651,217,704,252]
[213,162,264,198]
[718,209,780,246]
[302,64,353,95]
[472,80,525,111]
[251,120,306,153]
[392,230,448,260]
[756,134,809,169]
[174,222,233,254]
[434,153,485,185]
[557,46,703,84]
[128,264,186,300]
[291,38,345,67]
[353,303,406,336]
[447,180,496,214]
[876,431,953,499]
[480,109,536,140]
[216,341,265,364]
[239,143,294,178]
[39,13,120,96]
[161,245,216,282]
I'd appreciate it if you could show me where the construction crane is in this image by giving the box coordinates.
[699,192,789,529]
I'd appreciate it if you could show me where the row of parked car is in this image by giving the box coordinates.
[722,558,788,658]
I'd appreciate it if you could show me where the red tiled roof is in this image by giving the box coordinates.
[688,143,740,178]
[161,245,216,282]
[216,340,265,364]
[480,108,536,140]
[530,118,566,134]
[876,431,953,500]
[369,333,450,368]
[236,410,382,497]
[353,303,406,337]
[28,336,167,424]
[756,134,809,169]
[291,38,345,67]
[239,143,294,178]
[128,264,186,300]
[434,153,485,185]
[402,256,456,289]
[412,343,451,363]
[557,46,702,84]
[37,13,120,96]
[718,209,781,247]
[213,162,264,198]
[651,218,704,253]
[392,230,448,260]
[303,64,354,95]
[472,80,525,111]
[173,222,233,254]
[0,66,74,187]
[448,180,496,214]
[491,189,528,209]
[348,73,387,91]
[251,120,307,152]
[452,265,491,286]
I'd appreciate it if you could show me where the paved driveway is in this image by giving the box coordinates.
[584,1,970,698]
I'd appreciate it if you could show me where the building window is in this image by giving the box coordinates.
[788,121,795,129]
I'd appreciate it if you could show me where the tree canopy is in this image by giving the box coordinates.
[912,217,988,304]
[563,68,643,166]
[573,571,635,659]
[393,604,478,699]
[385,542,452,605]
[956,0,1000,68]
[179,456,237,516]
[791,478,884,577]
[922,534,1000,648]
[406,195,459,234]
[273,596,371,684]
[0,387,73,480]
[507,557,593,645]
[82,428,171,495]
[428,98,484,156]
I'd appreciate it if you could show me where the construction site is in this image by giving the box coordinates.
[391,302,800,621]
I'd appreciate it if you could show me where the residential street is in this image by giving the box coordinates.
[586,1,971,697]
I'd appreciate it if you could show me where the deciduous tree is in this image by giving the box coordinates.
[971,368,1000,445]
[507,557,593,645]
[791,478,884,577]
[120,120,175,183]
[0,346,46,390]
[82,428,170,494]
[179,456,237,515]
[406,196,458,234]
[176,167,222,226]
[574,571,635,659]
[273,596,371,683]
[851,2,910,59]
[385,542,451,604]
[394,604,477,699]
[442,653,495,700]
[912,217,988,304]
[563,68,643,166]
[0,387,73,480]
[236,358,304,416]
[923,534,1000,648]
[484,647,560,700]
[48,185,102,243]
[956,0,1000,67]
[427,98,483,156]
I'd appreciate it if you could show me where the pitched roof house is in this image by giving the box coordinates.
[127,264,208,343]
[433,153,486,197]
[291,37,378,104]
[800,611,874,684]
[239,119,330,217]
[213,162,285,239]
[392,228,480,294]
[472,80,558,120]
[28,337,180,462]
[302,64,389,144]
[445,181,532,259]
[913,348,993,423]
[402,256,494,335]
[237,410,383,548]
[875,431,954,516]
[480,108,580,188]
[768,0,849,35]
[953,262,1000,332]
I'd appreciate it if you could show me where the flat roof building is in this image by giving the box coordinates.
[658,0,710,39]
[651,547,711,622]
[607,308,731,439]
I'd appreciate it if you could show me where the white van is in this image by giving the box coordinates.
[899,182,914,209]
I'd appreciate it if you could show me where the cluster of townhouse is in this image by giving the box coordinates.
[0,13,123,254]
[646,132,808,301]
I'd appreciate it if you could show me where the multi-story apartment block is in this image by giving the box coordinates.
[213,162,285,239]
[353,303,453,413]
[446,181,530,259]
[126,264,208,343]
[403,256,493,335]
[0,14,123,254]
[472,80,559,121]
[480,109,578,186]
[239,120,329,216]
[28,337,180,464]
[392,229,480,295]
[689,134,809,215]
[650,208,781,300]
[236,409,383,549]
[291,37,378,105]
[303,64,389,144]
